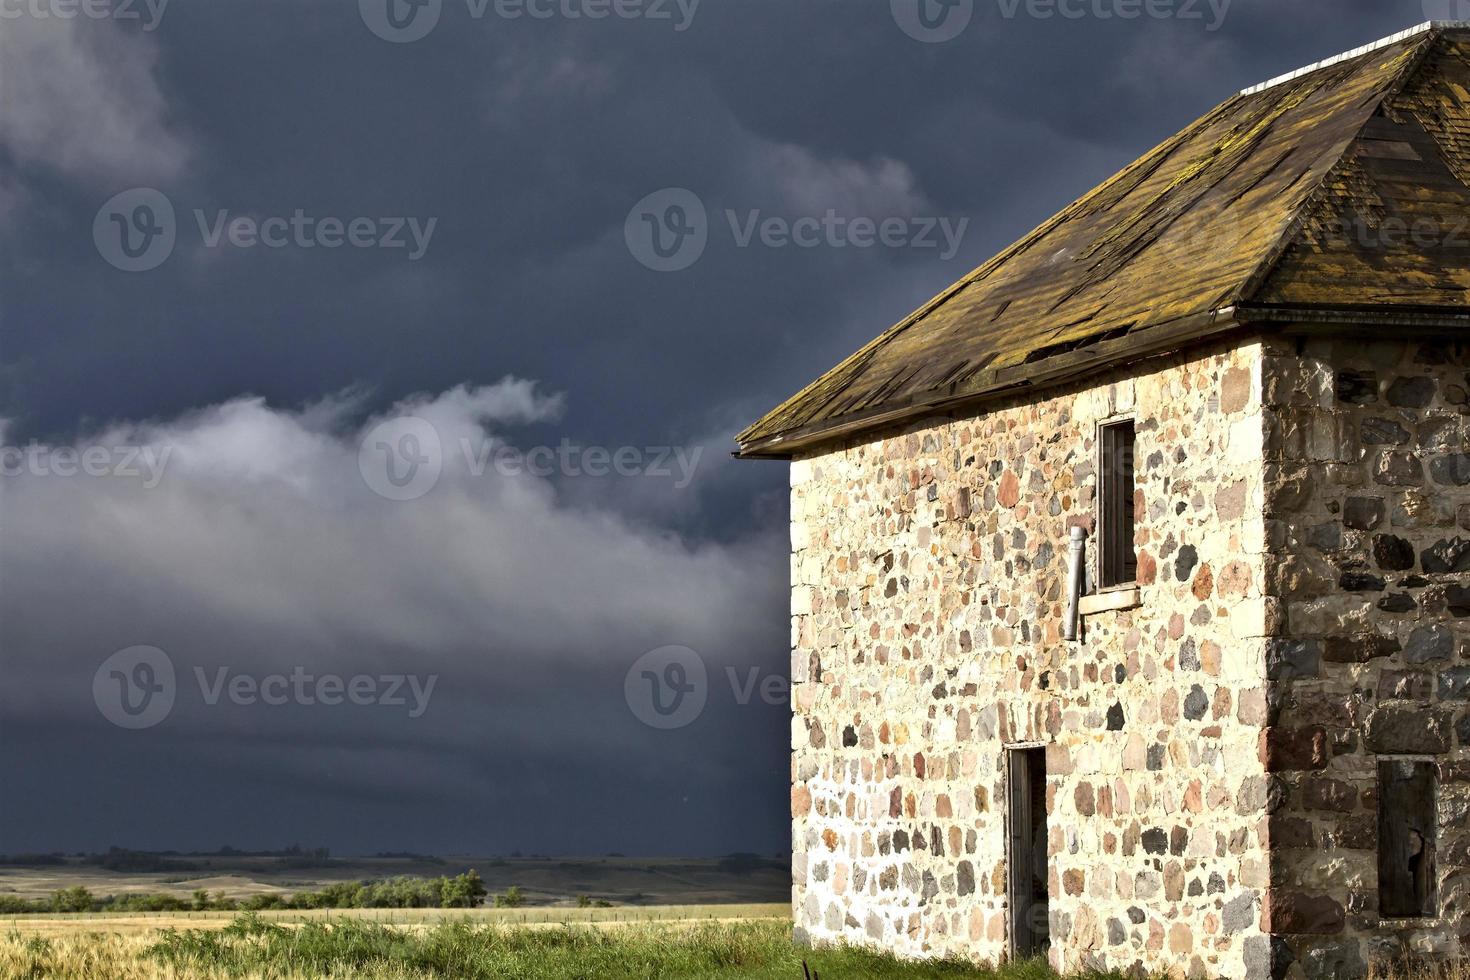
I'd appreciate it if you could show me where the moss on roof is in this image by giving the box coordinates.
[738,25,1470,459]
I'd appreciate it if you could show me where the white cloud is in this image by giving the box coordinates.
[0,13,189,187]
[756,142,928,218]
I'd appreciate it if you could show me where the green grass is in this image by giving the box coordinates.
[142,914,1128,980]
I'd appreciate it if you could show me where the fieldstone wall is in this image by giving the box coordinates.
[1261,336,1470,978]
[789,340,1275,978]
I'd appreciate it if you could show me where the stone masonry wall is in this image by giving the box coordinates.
[1261,336,1470,978]
[789,340,1275,978]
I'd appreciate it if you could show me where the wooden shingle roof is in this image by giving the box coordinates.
[737,23,1470,459]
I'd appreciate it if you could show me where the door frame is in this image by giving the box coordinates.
[1004,743,1049,961]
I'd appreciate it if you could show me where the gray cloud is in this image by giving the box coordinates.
[0,13,189,186]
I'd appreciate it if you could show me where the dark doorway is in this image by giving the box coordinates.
[1378,759,1438,918]
[1007,747,1050,959]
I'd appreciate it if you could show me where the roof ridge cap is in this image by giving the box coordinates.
[1236,30,1441,308]
[1240,22,1464,96]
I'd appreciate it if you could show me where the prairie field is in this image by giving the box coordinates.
[4,910,1467,980]
[2,910,1060,980]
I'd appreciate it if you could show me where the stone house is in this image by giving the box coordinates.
[737,23,1470,980]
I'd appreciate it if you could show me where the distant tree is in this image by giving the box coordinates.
[51,886,94,913]
[441,870,487,908]
[493,886,524,908]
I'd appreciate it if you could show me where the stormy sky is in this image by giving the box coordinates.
[0,0,1445,856]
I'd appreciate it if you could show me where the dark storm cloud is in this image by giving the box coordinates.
[0,0,1439,852]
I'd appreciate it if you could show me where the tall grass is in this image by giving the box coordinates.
[6,916,1465,980]
[4,916,1117,980]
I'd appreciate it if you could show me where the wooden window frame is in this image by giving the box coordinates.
[1097,418,1137,589]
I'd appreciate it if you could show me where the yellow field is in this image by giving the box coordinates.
[0,901,787,936]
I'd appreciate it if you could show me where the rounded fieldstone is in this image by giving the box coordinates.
[1175,544,1199,582]
[1431,453,1470,486]
[1344,497,1386,531]
[1307,523,1343,552]
[1267,638,1322,680]
[1374,534,1416,570]
[1422,537,1470,573]
[1183,685,1209,721]
[1438,666,1470,701]
[1361,417,1411,445]
[1387,375,1437,408]
[1405,624,1454,663]
[1417,415,1460,450]
[1222,892,1256,934]
[1374,451,1424,486]
[1339,570,1387,592]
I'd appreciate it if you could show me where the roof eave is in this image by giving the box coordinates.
[735,306,1243,459]
[734,303,1470,459]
